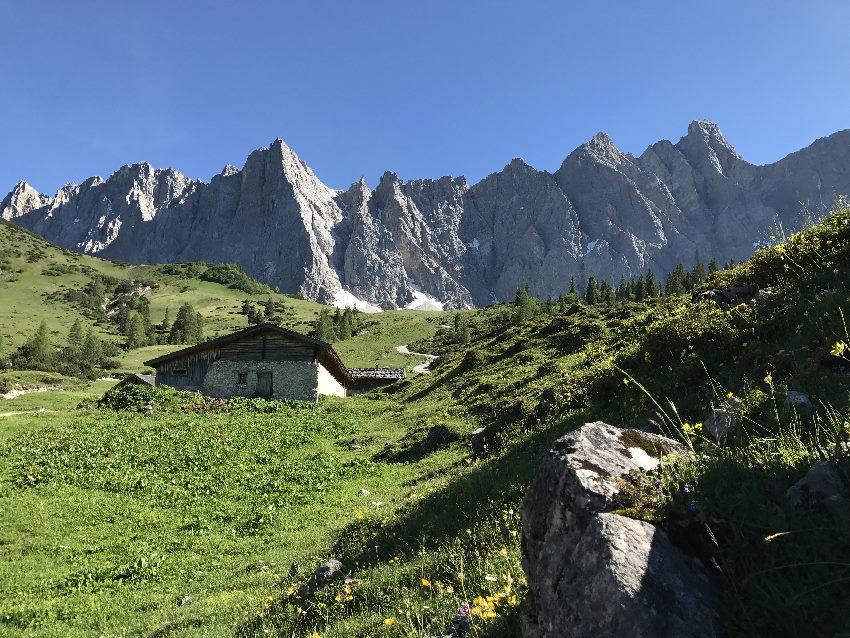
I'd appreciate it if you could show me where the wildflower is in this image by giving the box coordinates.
[310,634,321,638]
[421,578,431,587]
[764,373,773,384]
[498,548,508,557]
[687,502,698,513]
[726,392,734,398]
[383,618,395,626]
[682,486,690,494]
[653,479,661,488]
[457,602,471,616]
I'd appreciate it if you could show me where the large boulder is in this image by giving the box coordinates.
[521,421,723,638]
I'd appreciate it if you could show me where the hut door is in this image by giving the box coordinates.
[256,371,273,398]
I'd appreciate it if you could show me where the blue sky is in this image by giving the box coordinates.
[2,0,849,195]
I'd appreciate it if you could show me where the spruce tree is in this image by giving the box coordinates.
[313,309,337,342]
[125,312,147,349]
[584,277,599,305]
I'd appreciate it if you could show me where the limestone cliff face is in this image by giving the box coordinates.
[4,121,850,308]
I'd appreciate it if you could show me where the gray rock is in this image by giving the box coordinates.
[703,396,742,442]
[786,390,813,408]
[301,559,346,594]
[428,612,473,638]
[358,488,371,496]
[470,427,487,455]
[521,421,722,638]
[561,513,723,637]
[178,594,193,607]
[786,460,850,524]
[6,123,850,309]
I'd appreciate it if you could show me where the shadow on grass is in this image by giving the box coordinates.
[333,411,586,569]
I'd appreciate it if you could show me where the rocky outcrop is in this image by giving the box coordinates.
[4,122,850,308]
[521,422,723,637]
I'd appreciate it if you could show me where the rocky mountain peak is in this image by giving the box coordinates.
[1,181,52,220]
[5,122,849,310]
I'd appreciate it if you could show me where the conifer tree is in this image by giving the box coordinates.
[125,312,148,349]
[313,309,337,342]
[67,319,84,352]
[169,303,204,344]
[645,270,659,298]
[584,277,599,305]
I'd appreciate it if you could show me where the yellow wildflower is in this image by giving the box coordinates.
[421,578,431,587]
[383,617,395,626]
[498,548,508,557]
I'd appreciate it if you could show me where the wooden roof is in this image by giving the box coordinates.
[143,323,353,385]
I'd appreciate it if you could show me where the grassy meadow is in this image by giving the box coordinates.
[1,205,849,636]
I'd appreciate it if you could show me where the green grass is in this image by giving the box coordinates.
[1,205,850,636]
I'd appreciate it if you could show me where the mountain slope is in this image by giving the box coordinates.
[4,122,850,309]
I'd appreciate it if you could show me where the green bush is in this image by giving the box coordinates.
[97,383,187,411]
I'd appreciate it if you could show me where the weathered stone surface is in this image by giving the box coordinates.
[6,123,850,309]
[521,422,722,638]
[560,513,723,637]
[470,427,487,455]
[785,390,813,408]
[301,559,346,595]
[703,396,742,442]
[786,460,850,524]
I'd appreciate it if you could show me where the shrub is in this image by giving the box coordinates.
[98,383,187,411]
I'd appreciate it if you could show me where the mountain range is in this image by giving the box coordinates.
[3,120,849,309]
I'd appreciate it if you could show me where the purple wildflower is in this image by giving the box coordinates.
[682,486,690,495]
[687,502,698,513]
[457,602,471,616]
[653,479,661,488]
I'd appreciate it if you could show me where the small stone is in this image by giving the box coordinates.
[358,488,371,496]
[370,501,385,508]
[786,460,850,524]
[470,428,487,455]
[178,595,193,606]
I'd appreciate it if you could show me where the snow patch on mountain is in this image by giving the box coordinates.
[404,281,445,311]
[331,289,383,313]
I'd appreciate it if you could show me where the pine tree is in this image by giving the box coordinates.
[313,309,337,342]
[616,278,630,302]
[584,277,599,305]
[634,275,647,302]
[645,270,659,298]
[125,312,148,349]
[707,258,720,275]
[665,264,687,295]
[80,329,103,370]
[67,319,84,352]
[17,321,54,369]
[688,262,706,290]
[169,303,204,344]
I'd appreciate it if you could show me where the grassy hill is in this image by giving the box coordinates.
[0,204,848,636]
[0,219,442,380]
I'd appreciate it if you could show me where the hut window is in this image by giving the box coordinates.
[237,373,247,385]
[172,368,188,376]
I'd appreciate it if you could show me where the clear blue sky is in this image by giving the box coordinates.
[2,0,849,196]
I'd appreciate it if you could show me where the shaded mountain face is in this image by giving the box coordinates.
[3,121,850,309]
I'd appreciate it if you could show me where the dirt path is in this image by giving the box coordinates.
[0,408,58,418]
[0,385,59,400]
[395,345,437,374]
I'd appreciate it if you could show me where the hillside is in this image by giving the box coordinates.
[0,218,442,381]
[5,122,850,310]
[0,204,848,636]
